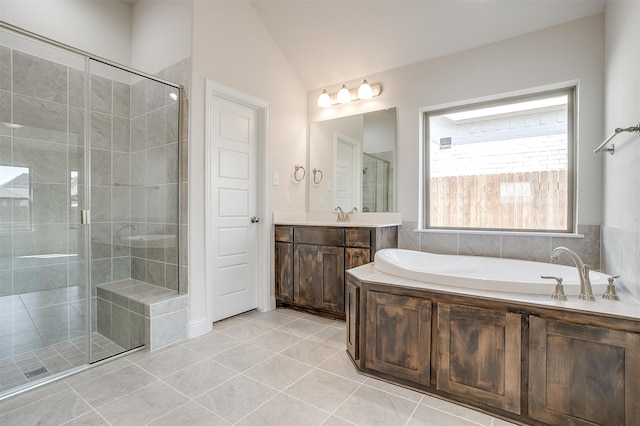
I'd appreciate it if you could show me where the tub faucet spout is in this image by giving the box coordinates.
[550,246,595,301]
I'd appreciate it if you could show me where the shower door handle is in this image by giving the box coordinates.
[251,217,260,223]
[80,210,91,225]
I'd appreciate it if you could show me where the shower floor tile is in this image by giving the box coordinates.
[0,287,129,392]
[0,332,127,392]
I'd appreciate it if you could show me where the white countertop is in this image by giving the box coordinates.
[348,263,640,322]
[273,212,402,228]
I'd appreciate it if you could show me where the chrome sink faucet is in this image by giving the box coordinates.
[551,246,595,301]
[334,207,347,222]
[334,206,358,222]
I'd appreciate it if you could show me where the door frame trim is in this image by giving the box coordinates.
[204,79,272,324]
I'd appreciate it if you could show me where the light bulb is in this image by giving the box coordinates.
[357,80,373,99]
[337,85,351,104]
[317,89,331,107]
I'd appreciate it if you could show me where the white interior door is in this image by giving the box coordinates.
[208,94,259,322]
[334,132,362,210]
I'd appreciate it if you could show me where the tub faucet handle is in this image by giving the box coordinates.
[603,275,621,300]
[541,275,567,301]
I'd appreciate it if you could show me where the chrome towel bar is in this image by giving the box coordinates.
[593,123,640,155]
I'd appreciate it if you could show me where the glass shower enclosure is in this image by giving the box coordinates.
[0,23,181,397]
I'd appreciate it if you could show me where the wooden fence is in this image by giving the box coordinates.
[429,170,568,230]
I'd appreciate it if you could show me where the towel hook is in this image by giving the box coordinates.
[294,165,306,182]
[312,168,323,184]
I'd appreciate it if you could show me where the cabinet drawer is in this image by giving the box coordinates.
[295,227,344,246]
[275,226,293,242]
[346,229,371,248]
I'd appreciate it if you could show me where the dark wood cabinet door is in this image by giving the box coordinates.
[436,304,521,414]
[365,291,431,385]
[529,316,640,426]
[293,244,319,307]
[346,278,360,362]
[316,246,345,313]
[275,242,293,302]
[345,247,371,270]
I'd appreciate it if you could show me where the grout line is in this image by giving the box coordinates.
[403,395,423,426]
[60,386,111,426]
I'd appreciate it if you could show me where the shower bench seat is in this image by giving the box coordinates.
[97,280,188,351]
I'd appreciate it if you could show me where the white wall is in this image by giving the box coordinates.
[308,14,605,228]
[189,1,307,334]
[602,1,640,298]
[0,0,132,66]
[130,0,191,74]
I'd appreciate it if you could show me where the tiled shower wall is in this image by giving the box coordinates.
[0,48,86,299]
[127,58,189,294]
[0,48,189,299]
[399,221,601,269]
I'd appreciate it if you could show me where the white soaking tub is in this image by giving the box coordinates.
[374,248,609,296]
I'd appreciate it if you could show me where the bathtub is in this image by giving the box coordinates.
[374,248,609,296]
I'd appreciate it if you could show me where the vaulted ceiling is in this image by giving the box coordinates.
[251,0,607,90]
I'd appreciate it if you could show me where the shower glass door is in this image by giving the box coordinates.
[0,28,90,392]
[1,23,182,398]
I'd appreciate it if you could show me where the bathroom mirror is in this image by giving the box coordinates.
[308,107,396,212]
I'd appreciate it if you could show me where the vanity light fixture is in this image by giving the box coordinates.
[337,85,351,104]
[316,81,383,107]
[357,79,373,99]
[317,89,331,107]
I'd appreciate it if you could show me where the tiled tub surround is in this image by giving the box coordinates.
[602,225,640,302]
[399,221,601,270]
[0,308,517,425]
[97,280,187,351]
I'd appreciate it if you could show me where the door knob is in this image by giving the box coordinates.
[251,217,260,223]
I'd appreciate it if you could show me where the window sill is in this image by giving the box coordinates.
[414,228,585,239]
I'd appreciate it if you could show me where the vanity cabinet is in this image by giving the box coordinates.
[528,316,640,426]
[347,271,640,426]
[436,303,521,414]
[294,243,344,313]
[274,225,397,317]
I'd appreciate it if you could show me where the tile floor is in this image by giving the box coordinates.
[0,333,126,392]
[0,308,518,425]
[1,286,128,392]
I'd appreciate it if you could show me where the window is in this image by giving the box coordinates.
[424,88,574,232]
[0,166,31,231]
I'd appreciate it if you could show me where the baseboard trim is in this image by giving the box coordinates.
[188,317,212,338]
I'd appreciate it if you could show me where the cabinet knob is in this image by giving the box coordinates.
[251,217,260,223]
